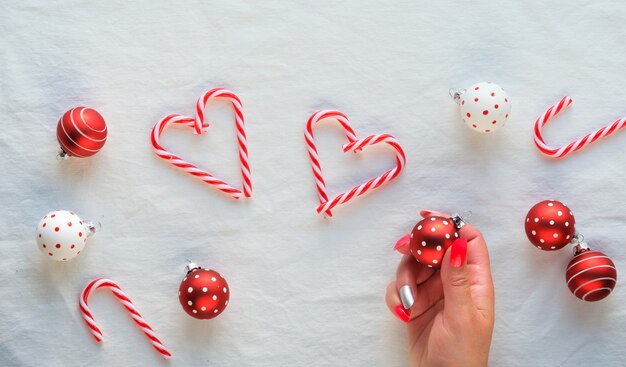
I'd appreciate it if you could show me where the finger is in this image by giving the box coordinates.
[447,217,494,317]
[386,281,410,323]
[408,273,444,319]
[395,254,442,319]
[465,230,494,318]
[393,233,411,255]
[420,209,447,218]
[395,253,435,305]
[421,209,493,312]
[440,237,473,322]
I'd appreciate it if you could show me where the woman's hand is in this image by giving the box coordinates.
[385,210,495,367]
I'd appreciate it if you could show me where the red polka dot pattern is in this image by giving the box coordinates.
[36,210,89,261]
[566,250,617,302]
[178,268,229,319]
[409,216,459,268]
[459,82,511,134]
[524,200,575,251]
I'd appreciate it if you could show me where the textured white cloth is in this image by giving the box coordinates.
[1,1,625,366]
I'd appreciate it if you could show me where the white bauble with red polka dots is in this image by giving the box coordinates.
[36,210,93,261]
[457,82,511,134]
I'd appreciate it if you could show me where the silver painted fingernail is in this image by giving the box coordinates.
[399,285,414,309]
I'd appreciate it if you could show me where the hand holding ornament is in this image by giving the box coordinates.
[387,210,494,367]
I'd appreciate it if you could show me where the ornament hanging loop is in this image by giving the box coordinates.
[570,232,590,255]
[185,261,201,274]
[57,148,69,160]
[570,231,585,245]
[84,221,100,238]
[449,88,466,104]
[451,212,468,229]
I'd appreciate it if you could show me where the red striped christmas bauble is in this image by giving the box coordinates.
[566,250,617,302]
[56,107,107,158]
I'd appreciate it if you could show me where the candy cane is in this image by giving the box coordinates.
[305,110,358,217]
[316,134,406,214]
[151,114,243,198]
[151,88,251,199]
[79,278,172,359]
[304,111,406,216]
[534,96,626,158]
[196,88,252,197]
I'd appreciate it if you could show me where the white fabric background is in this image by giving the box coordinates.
[1,1,625,366]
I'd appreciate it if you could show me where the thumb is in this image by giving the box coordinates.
[440,237,473,319]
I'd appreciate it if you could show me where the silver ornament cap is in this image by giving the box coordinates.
[185,261,201,274]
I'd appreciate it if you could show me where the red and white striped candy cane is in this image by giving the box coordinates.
[305,110,358,217]
[79,278,172,359]
[534,96,626,158]
[305,111,406,216]
[151,88,251,199]
[316,133,406,214]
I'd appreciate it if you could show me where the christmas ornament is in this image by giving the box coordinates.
[151,88,251,199]
[534,96,626,158]
[450,82,511,133]
[524,200,575,251]
[178,262,230,319]
[80,278,171,359]
[304,110,406,217]
[57,107,107,158]
[394,214,465,269]
[35,210,96,261]
[408,214,464,268]
[566,241,617,302]
[524,200,618,301]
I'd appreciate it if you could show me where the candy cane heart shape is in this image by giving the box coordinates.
[305,110,358,217]
[304,110,406,217]
[79,278,172,359]
[151,88,252,199]
[534,96,626,158]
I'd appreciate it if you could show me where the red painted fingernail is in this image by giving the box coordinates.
[394,304,411,323]
[419,210,433,217]
[450,237,468,268]
[394,233,411,251]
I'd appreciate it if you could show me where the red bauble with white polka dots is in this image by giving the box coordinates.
[409,216,460,268]
[566,246,617,302]
[455,82,511,134]
[525,200,575,251]
[57,107,107,158]
[36,210,96,261]
[179,263,229,319]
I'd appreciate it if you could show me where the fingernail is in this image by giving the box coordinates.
[420,210,433,217]
[394,304,410,323]
[450,237,468,268]
[393,233,411,251]
[399,285,414,309]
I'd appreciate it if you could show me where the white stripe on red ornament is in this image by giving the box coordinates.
[566,264,617,286]
[573,277,617,297]
[582,287,614,301]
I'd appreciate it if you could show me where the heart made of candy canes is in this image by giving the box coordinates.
[305,110,406,217]
[150,88,252,199]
